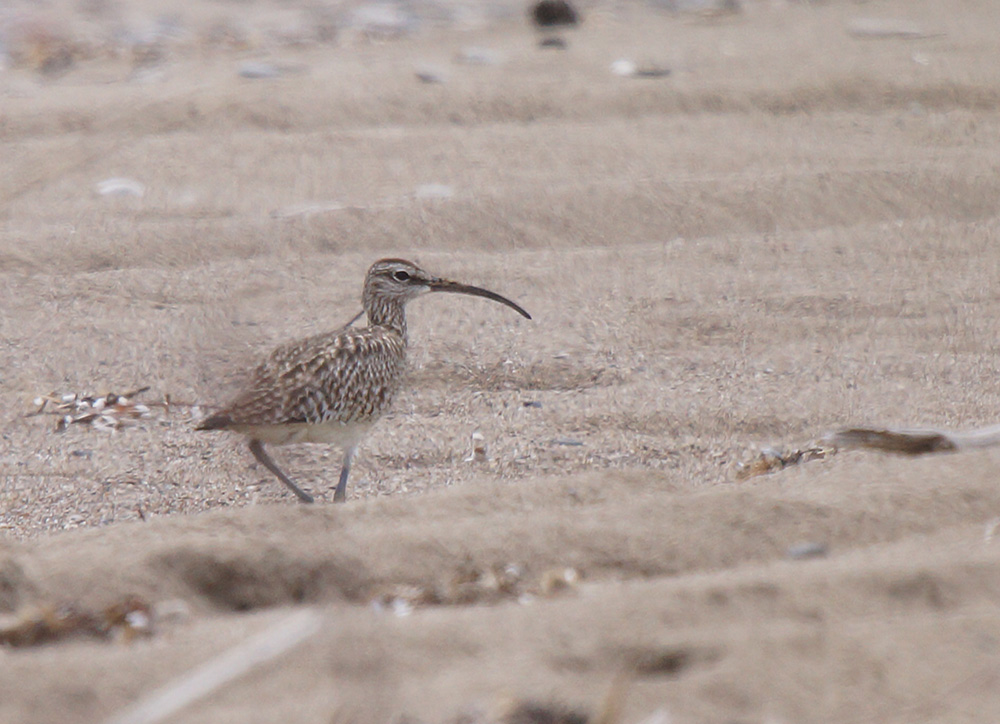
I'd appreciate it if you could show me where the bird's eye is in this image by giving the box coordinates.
[393,270,411,282]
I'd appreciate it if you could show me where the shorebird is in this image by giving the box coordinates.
[197,258,531,504]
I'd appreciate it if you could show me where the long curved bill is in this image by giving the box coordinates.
[429,279,532,320]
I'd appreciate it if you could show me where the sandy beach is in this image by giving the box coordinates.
[3,0,1000,721]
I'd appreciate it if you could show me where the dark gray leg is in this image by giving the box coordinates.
[333,446,356,503]
[249,439,314,504]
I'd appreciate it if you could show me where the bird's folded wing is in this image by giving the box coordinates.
[201,328,405,428]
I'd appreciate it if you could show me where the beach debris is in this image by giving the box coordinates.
[786,542,828,560]
[530,0,579,28]
[737,421,1000,481]
[449,676,630,723]
[0,596,153,648]
[237,61,308,79]
[611,59,637,77]
[447,699,591,724]
[538,36,568,50]
[370,562,582,613]
[105,609,320,724]
[735,444,834,480]
[464,431,488,463]
[414,66,447,84]
[552,437,584,447]
[31,387,153,432]
[500,701,589,724]
[350,3,418,39]
[633,66,671,79]
[523,400,543,409]
[369,583,438,615]
[611,59,671,79]
[28,387,198,433]
[96,177,145,198]
[737,421,1000,479]
[447,560,524,605]
[237,61,281,79]
[538,567,580,596]
[455,47,504,66]
[984,518,1000,545]
[823,424,1000,455]
[681,0,742,21]
[847,18,941,40]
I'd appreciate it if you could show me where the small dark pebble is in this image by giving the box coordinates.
[523,401,543,408]
[538,36,568,49]
[787,542,828,560]
[505,701,588,724]
[552,438,584,446]
[634,67,671,79]
[415,68,446,84]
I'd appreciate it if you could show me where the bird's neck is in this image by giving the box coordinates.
[366,300,407,341]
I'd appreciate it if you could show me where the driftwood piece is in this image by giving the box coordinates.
[824,425,1000,455]
[737,423,1000,481]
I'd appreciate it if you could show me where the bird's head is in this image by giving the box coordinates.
[362,258,531,322]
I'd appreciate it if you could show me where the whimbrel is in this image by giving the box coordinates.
[197,258,531,504]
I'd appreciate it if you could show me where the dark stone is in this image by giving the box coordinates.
[530,0,579,28]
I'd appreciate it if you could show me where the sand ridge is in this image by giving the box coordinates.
[3,0,1000,721]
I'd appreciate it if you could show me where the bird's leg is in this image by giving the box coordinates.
[248,439,314,504]
[333,446,356,503]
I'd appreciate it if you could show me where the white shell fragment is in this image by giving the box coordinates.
[464,430,488,463]
[846,18,937,39]
[96,177,146,198]
[611,58,671,78]
[611,59,637,77]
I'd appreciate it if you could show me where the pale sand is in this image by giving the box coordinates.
[3,0,1000,721]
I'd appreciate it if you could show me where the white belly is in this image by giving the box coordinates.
[231,421,373,447]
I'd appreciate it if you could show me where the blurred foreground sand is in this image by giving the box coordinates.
[3,0,1000,721]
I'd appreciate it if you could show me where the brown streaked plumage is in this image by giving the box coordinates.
[197,258,531,504]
